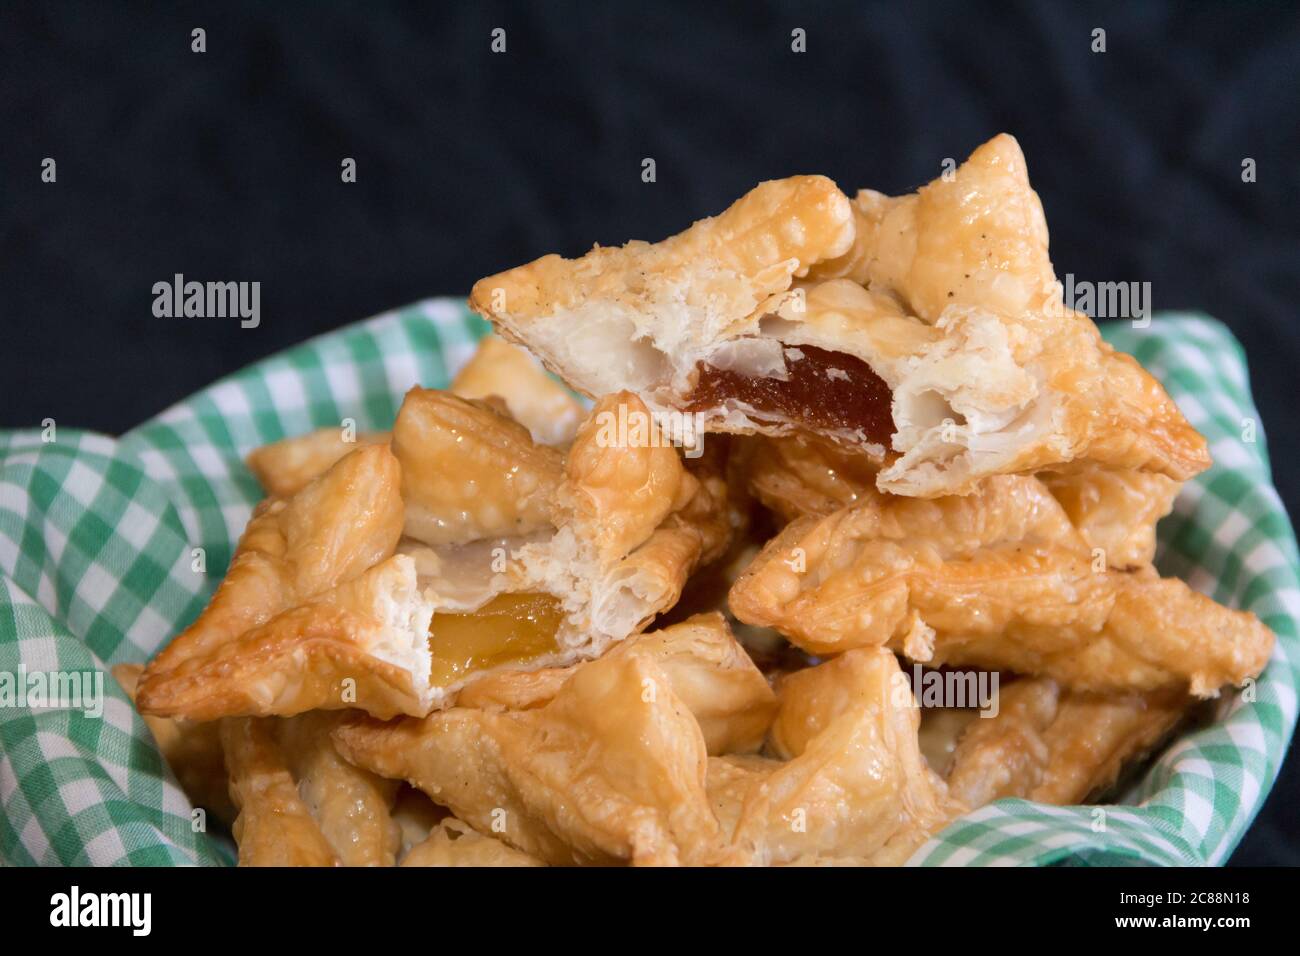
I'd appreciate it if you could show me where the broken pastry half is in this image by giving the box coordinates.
[729,475,1274,698]
[135,443,439,720]
[393,386,735,708]
[140,385,732,721]
[471,134,1209,497]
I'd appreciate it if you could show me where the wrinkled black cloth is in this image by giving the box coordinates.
[1,1,1297,864]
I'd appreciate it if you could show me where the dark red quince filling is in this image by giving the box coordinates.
[683,343,895,445]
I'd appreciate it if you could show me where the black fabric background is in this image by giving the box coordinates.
[1,1,1297,864]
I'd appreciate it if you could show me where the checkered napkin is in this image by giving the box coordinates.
[1,301,1295,866]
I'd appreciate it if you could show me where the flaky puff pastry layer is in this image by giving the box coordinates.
[450,334,585,447]
[152,443,403,674]
[729,476,1273,697]
[137,445,444,721]
[221,713,400,867]
[472,174,855,395]
[506,391,735,654]
[112,663,235,825]
[945,677,1190,807]
[392,387,564,547]
[455,612,777,755]
[138,554,435,720]
[333,649,723,866]
[708,647,960,866]
[243,335,580,499]
[472,135,1208,498]
[1040,465,1181,570]
[742,433,883,525]
[746,434,1178,573]
[246,429,390,498]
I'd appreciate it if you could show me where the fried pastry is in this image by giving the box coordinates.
[392,387,564,547]
[471,134,1208,497]
[450,334,585,446]
[945,677,1190,807]
[100,134,1275,869]
[137,444,418,718]
[270,712,402,865]
[243,336,581,499]
[333,650,723,866]
[1040,465,1181,569]
[246,428,390,497]
[479,391,733,658]
[388,389,735,706]
[729,476,1273,696]
[221,713,401,866]
[455,612,777,755]
[221,718,341,867]
[400,817,546,867]
[112,663,235,824]
[750,434,1180,572]
[743,432,879,524]
[709,648,959,866]
[138,552,436,720]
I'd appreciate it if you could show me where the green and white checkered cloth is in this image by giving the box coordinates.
[1,300,1295,866]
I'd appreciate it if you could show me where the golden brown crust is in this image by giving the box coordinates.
[392,387,563,547]
[456,613,776,756]
[220,718,340,867]
[246,428,390,498]
[450,334,585,447]
[471,175,854,349]
[729,476,1273,696]
[271,712,401,866]
[137,555,433,720]
[1041,465,1181,569]
[562,392,686,565]
[804,188,899,285]
[333,651,723,866]
[710,648,959,866]
[943,678,1059,808]
[242,338,580,499]
[139,445,405,706]
[946,677,1189,807]
[743,433,881,523]
[743,437,1181,570]
[1032,688,1188,804]
[221,714,400,866]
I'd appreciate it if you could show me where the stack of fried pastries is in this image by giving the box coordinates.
[123,134,1274,866]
